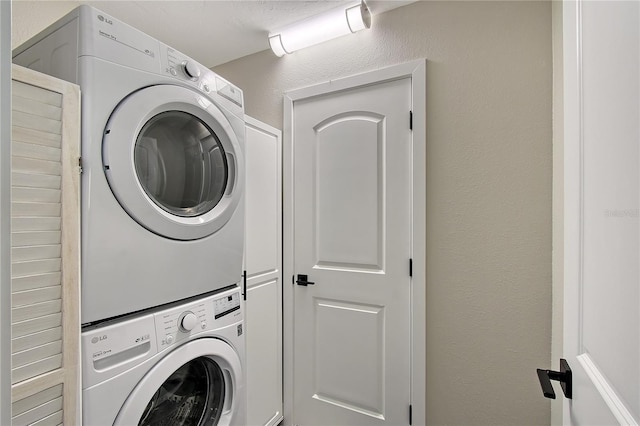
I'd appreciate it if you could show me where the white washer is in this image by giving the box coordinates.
[82,286,246,425]
[13,6,246,324]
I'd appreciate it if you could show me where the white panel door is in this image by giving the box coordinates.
[292,77,412,425]
[244,116,283,426]
[562,0,639,423]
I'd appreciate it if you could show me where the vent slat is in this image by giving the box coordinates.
[12,395,62,425]
[12,327,62,353]
[12,313,62,338]
[12,231,61,248]
[12,126,62,148]
[12,172,61,189]
[12,187,61,203]
[12,245,61,262]
[13,141,61,162]
[12,157,61,176]
[12,354,63,384]
[29,410,63,426]
[13,81,62,107]
[12,259,61,279]
[12,202,61,218]
[12,272,62,292]
[12,110,62,136]
[12,95,62,121]
[12,300,61,323]
[12,384,63,417]
[12,217,61,232]
[12,286,61,308]
[12,341,62,368]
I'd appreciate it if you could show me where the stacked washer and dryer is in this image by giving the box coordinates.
[13,6,246,425]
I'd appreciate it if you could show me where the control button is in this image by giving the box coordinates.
[201,321,207,329]
[166,334,174,344]
[182,61,201,81]
[203,84,210,93]
[169,67,177,76]
[179,312,198,332]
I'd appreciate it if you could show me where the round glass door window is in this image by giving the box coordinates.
[134,111,228,217]
[138,357,225,426]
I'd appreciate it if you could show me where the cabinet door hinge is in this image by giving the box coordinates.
[78,157,83,173]
[409,404,413,425]
[409,258,413,277]
[409,111,413,130]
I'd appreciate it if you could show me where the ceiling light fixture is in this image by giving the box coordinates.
[269,1,372,57]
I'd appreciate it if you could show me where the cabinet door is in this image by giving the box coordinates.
[244,116,283,426]
[10,64,80,425]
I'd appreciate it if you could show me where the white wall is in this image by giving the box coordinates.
[11,1,78,48]
[214,2,553,424]
[0,1,11,423]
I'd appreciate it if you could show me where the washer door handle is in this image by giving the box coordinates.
[296,274,315,286]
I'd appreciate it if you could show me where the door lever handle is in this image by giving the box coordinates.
[296,274,315,286]
[537,359,572,399]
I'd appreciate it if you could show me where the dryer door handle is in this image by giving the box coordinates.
[296,274,315,286]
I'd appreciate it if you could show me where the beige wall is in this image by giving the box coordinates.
[215,1,553,424]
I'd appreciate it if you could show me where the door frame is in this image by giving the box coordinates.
[0,1,11,423]
[283,60,426,426]
[560,1,638,423]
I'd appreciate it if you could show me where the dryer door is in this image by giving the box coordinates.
[103,84,244,241]
[115,338,243,426]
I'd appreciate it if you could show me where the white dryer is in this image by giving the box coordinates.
[13,6,245,324]
[82,286,246,425]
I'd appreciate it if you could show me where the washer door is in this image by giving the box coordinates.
[115,338,243,426]
[103,85,244,241]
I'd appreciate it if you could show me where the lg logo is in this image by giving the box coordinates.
[97,15,113,25]
[91,335,107,344]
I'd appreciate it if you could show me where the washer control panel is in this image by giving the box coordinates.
[214,291,241,319]
[154,288,242,351]
[81,286,242,389]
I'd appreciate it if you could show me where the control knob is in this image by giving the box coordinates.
[179,311,198,332]
[182,61,201,81]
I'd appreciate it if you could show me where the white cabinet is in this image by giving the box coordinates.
[244,116,283,426]
[10,64,80,425]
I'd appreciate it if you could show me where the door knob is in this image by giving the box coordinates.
[537,358,572,399]
[296,274,315,286]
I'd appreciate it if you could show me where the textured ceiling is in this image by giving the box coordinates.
[12,0,416,68]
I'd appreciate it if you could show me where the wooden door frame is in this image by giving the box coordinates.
[283,60,426,426]
[0,2,11,423]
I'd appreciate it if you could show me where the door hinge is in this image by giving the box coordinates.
[409,111,413,130]
[409,258,413,277]
[78,157,83,173]
[409,404,412,425]
[242,270,247,301]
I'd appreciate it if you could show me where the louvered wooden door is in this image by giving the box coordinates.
[10,64,80,425]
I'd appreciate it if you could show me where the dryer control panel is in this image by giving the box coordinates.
[159,45,244,112]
